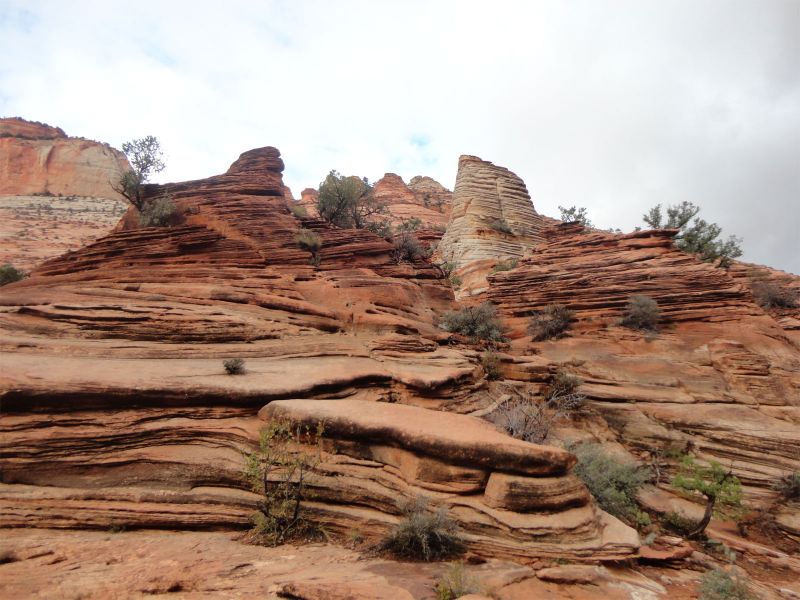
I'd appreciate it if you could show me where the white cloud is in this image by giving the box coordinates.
[2,0,798,272]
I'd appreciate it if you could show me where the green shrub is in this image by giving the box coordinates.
[558,205,593,227]
[139,196,178,227]
[480,351,501,380]
[244,418,325,546]
[489,218,512,234]
[0,263,26,286]
[751,281,797,309]
[620,295,661,331]
[290,204,308,218]
[492,258,518,273]
[544,370,582,402]
[663,510,700,536]
[396,217,422,233]
[380,497,465,561]
[569,442,651,527]
[775,472,800,500]
[449,274,462,289]
[529,304,573,341]
[439,262,457,277]
[440,302,505,343]
[435,562,480,600]
[699,568,754,600]
[671,454,743,538]
[223,358,246,375]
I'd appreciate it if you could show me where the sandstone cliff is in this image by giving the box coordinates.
[0,117,129,199]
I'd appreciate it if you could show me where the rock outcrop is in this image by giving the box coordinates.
[0,146,637,565]
[0,117,129,199]
[372,172,452,228]
[438,155,548,266]
[485,223,800,513]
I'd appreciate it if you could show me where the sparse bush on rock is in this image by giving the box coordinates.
[775,472,800,500]
[569,441,651,528]
[380,497,465,561]
[0,263,26,286]
[529,304,574,341]
[295,229,322,265]
[391,232,429,264]
[435,562,480,600]
[440,302,505,343]
[290,204,308,218]
[699,567,754,600]
[491,258,518,273]
[480,351,502,380]
[751,281,797,309]
[671,454,743,538]
[663,510,700,536]
[243,418,325,546]
[223,358,246,375]
[489,218,512,234]
[494,370,584,444]
[620,295,661,331]
[139,196,179,227]
[559,205,593,228]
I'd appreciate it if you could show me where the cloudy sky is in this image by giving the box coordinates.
[1,0,798,273]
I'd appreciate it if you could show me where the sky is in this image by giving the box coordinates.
[1,0,798,273]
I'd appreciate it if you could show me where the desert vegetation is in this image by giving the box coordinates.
[699,567,754,600]
[138,196,178,227]
[391,232,429,264]
[750,280,798,309]
[113,136,166,212]
[223,358,246,375]
[0,263,26,286]
[489,218,512,234]
[434,562,480,599]
[243,419,324,546]
[559,205,593,227]
[439,302,505,343]
[774,471,800,500]
[643,201,743,267]
[529,304,573,341]
[493,370,585,444]
[671,454,743,538]
[317,170,389,234]
[295,229,322,265]
[491,257,518,272]
[379,497,465,561]
[569,442,651,527]
[480,351,501,380]
[620,295,661,331]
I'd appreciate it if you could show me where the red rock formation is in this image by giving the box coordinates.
[0,117,129,199]
[372,172,452,229]
[0,146,637,565]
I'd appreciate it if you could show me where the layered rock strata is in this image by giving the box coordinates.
[0,145,638,563]
[438,155,548,265]
[484,224,800,516]
[372,172,452,228]
[0,117,129,199]
[259,399,638,560]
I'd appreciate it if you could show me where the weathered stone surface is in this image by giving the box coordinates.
[372,172,452,228]
[483,473,590,512]
[0,117,129,199]
[438,155,547,266]
[259,399,640,561]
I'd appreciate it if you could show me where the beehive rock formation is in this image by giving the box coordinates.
[0,145,638,565]
[438,155,548,265]
[0,117,129,199]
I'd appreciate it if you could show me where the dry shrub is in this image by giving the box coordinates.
[391,232,428,264]
[0,263,26,286]
[751,281,797,309]
[529,304,574,341]
[620,295,661,331]
[379,497,465,561]
[223,358,246,375]
[139,196,180,227]
[440,302,505,343]
[480,351,502,380]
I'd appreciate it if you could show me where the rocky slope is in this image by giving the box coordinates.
[1,144,799,598]
[0,146,637,567]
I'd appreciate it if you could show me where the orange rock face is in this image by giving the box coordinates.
[372,172,452,228]
[0,117,129,199]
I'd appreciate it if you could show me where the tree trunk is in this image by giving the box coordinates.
[688,495,715,539]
